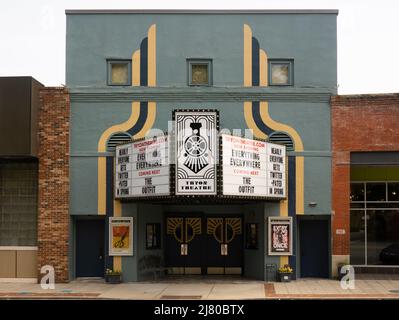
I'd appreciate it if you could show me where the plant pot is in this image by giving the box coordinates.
[278,272,293,282]
[105,274,122,284]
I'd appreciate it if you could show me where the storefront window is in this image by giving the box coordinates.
[350,211,365,265]
[366,210,399,265]
[0,160,38,246]
[350,181,399,265]
[388,183,399,201]
[350,183,365,202]
[366,183,386,201]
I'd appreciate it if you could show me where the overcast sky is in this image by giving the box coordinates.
[1,0,398,94]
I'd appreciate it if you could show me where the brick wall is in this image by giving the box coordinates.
[331,94,399,256]
[37,87,70,283]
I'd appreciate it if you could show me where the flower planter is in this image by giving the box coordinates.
[105,274,122,284]
[278,272,293,282]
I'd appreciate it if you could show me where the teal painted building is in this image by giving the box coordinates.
[66,10,337,281]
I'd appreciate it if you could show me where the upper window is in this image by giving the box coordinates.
[187,59,212,86]
[107,60,131,86]
[268,59,294,86]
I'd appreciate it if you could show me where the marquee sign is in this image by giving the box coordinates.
[174,110,218,195]
[113,111,287,200]
[115,134,170,198]
[221,134,286,199]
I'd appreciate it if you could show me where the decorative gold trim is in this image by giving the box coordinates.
[185,217,201,243]
[167,218,184,243]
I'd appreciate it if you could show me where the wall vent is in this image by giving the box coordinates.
[106,132,132,152]
[268,132,294,151]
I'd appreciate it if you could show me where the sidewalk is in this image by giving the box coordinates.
[0,276,399,299]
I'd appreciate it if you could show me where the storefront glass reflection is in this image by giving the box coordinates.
[350,182,399,265]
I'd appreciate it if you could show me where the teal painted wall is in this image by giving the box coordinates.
[66,13,337,89]
[243,203,265,279]
[66,12,337,280]
[121,203,139,282]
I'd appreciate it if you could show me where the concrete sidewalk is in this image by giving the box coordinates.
[0,276,399,299]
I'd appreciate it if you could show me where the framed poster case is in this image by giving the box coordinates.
[109,217,133,256]
[268,216,293,256]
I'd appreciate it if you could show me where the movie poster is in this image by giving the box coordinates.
[268,217,293,255]
[109,217,133,256]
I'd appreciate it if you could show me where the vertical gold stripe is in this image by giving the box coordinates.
[296,156,305,215]
[259,49,268,87]
[97,102,140,152]
[132,50,140,86]
[113,200,123,272]
[243,24,252,87]
[280,256,289,268]
[113,256,122,272]
[243,101,267,139]
[147,24,156,87]
[98,157,107,215]
[97,102,140,214]
[259,101,304,151]
[134,102,156,139]
[114,200,122,217]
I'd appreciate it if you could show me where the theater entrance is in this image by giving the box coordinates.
[165,214,243,275]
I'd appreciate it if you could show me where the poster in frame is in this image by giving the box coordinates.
[109,217,133,256]
[268,216,293,256]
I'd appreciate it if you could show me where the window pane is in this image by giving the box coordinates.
[191,64,208,85]
[367,210,399,265]
[271,64,289,85]
[111,63,128,84]
[366,183,386,201]
[388,183,399,201]
[350,183,364,202]
[350,210,366,265]
[0,161,37,246]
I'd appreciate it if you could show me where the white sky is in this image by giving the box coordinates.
[0,0,398,94]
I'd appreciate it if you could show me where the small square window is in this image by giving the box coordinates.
[187,59,212,86]
[269,60,293,86]
[107,60,131,86]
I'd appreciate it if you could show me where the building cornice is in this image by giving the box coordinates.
[65,9,339,15]
[69,87,334,103]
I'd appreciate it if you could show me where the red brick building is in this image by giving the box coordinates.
[332,94,399,275]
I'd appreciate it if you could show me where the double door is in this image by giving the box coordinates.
[165,214,243,275]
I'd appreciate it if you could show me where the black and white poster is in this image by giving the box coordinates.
[175,111,218,195]
[115,134,170,198]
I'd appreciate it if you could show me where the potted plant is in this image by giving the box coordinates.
[278,264,293,282]
[105,268,122,284]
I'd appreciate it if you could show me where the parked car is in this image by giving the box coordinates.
[379,244,399,265]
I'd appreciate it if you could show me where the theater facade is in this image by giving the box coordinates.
[37,10,338,282]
